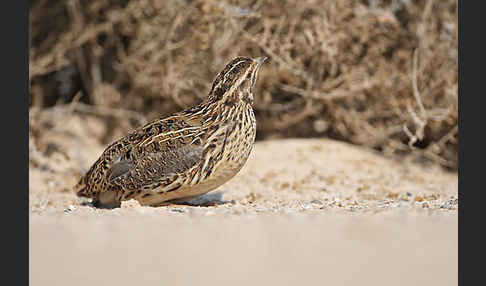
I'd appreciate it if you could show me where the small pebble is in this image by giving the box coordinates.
[414,196,424,202]
[301,204,312,210]
[64,205,77,214]
[440,198,458,209]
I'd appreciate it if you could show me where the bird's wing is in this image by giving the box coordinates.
[107,142,203,191]
[105,115,207,191]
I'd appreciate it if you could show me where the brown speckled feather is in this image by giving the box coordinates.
[75,56,267,208]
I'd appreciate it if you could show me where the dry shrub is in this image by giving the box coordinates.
[29,0,458,170]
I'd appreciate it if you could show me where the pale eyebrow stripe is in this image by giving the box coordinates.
[223,60,248,82]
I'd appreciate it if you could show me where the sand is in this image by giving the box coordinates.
[29,115,458,285]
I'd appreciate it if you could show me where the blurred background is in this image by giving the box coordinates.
[29,0,458,171]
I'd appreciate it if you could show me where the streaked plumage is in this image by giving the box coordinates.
[75,56,267,208]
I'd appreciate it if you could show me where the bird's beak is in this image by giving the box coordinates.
[255,56,268,66]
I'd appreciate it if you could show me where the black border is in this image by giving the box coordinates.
[2,1,29,285]
[459,1,480,286]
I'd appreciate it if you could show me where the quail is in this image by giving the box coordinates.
[75,56,267,208]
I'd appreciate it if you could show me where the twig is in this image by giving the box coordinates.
[38,102,147,127]
[412,49,427,118]
[279,84,370,101]
[404,48,428,145]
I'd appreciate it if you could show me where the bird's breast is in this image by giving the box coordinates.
[210,106,256,181]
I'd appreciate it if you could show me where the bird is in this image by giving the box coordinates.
[75,56,267,208]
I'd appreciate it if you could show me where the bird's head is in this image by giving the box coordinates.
[208,56,267,105]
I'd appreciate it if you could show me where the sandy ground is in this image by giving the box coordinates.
[29,113,458,286]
